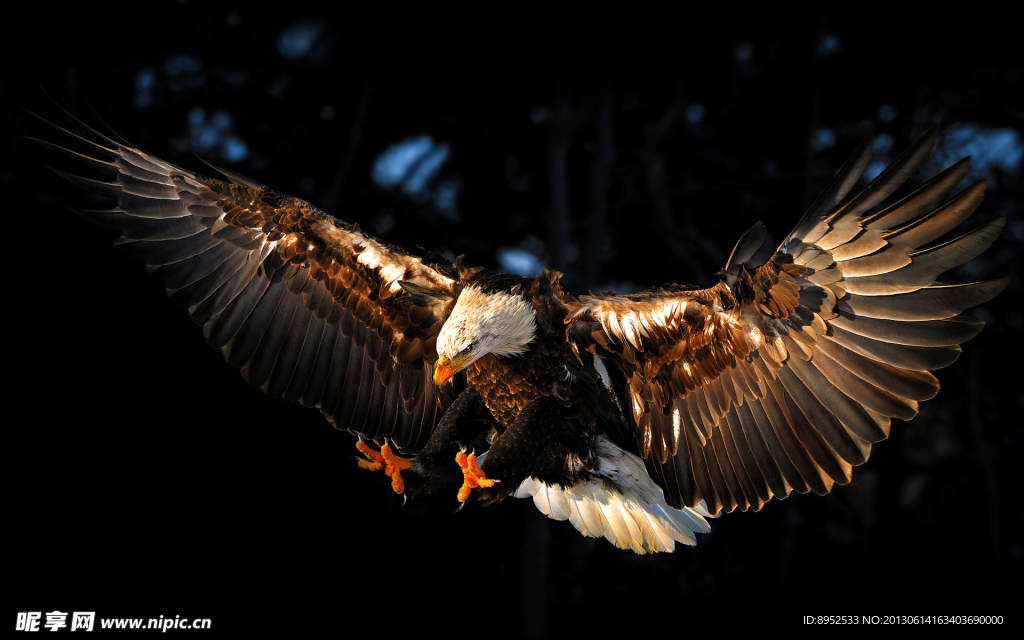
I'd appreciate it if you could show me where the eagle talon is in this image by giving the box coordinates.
[456,449,495,502]
[356,441,412,494]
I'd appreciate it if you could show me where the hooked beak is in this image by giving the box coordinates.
[433,354,470,386]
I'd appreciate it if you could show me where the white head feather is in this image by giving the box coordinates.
[436,285,537,366]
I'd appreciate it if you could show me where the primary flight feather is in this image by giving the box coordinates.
[33,111,1006,553]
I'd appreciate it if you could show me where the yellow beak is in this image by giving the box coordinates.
[433,353,470,386]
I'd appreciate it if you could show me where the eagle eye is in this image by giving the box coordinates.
[461,345,474,354]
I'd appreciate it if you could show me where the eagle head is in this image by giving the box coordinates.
[433,284,537,385]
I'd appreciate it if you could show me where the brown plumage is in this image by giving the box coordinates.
[563,128,1006,515]
[33,110,1006,553]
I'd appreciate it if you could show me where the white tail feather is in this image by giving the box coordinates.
[513,437,714,553]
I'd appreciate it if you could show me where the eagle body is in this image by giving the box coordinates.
[33,111,1006,553]
[411,269,609,502]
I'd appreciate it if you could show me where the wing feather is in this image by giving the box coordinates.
[707,427,742,511]
[568,129,1004,512]
[35,111,467,453]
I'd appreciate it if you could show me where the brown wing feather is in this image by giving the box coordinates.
[567,129,1006,513]
[33,112,464,454]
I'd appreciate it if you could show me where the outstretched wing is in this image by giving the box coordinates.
[566,129,1007,514]
[32,111,465,454]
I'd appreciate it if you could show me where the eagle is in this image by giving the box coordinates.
[32,110,1006,554]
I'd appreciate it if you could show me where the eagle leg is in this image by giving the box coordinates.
[456,450,495,502]
[356,441,412,494]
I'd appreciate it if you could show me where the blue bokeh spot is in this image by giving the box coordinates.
[373,135,447,192]
[278,19,324,61]
[497,248,545,277]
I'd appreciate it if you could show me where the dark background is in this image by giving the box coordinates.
[4,4,1022,636]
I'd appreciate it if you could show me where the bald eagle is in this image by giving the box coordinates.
[32,111,1005,553]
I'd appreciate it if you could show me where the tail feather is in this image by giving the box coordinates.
[513,437,713,553]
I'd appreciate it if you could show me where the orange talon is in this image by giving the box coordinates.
[356,442,412,494]
[456,450,495,502]
[356,441,384,471]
